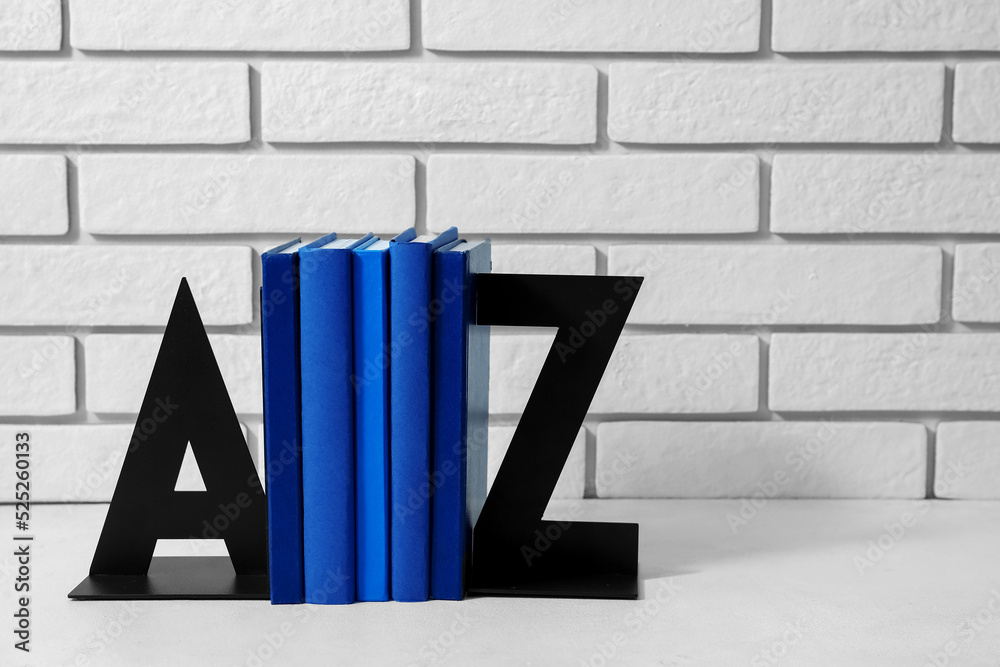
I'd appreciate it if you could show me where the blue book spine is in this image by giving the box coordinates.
[353,241,391,601]
[260,240,305,604]
[430,241,491,600]
[299,234,365,604]
[389,239,433,601]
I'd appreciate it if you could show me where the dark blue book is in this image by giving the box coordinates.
[353,238,391,601]
[261,238,307,604]
[299,232,375,605]
[389,226,459,602]
[430,240,491,600]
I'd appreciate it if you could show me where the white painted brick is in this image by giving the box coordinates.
[954,63,1000,144]
[491,245,595,275]
[0,246,253,326]
[0,0,60,50]
[0,155,67,235]
[0,62,249,144]
[488,426,585,500]
[0,424,250,501]
[772,154,1000,234]
[79,155,415,235]
[609,63,944,144]
[86,334,261,414]
[491,334,759,415]
[262,63,597,144]
[773,0,1000,52]
[953,245,1000,323]
[0,336,75,416]
[70,0,408,51]
[770,334,1000,412]
[596,421,926,499]
[423,0,760,53]
[427,154,758,234]
[609,244,942,325]
[935,422,1000,499]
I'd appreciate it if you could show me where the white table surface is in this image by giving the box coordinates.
[3,499,1000,666]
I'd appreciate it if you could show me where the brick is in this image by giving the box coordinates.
[491,334,759,415]
[609,63,944,143]
[0,0,60,50]
[954,63,1000,143]
[70,0,408,51]
[609,244,941,325]
[953,245,1000,323]
[86,334,261,414]
[491,245,595,275]
[427,154,758,234]
[936,422,1000,499]
[423,0,760,53]
[0,245,253,326]
[488,426,585,499]
[596,421,926,499]
[262,63,597,144]
[773,0,1000,52]
[79,155,415,234]
[0,336,75,416]
[0,62,249,144]
[772,154,1000,234]
[770,334,1000,412]
[0,155,67,235]
[0,424,250,501]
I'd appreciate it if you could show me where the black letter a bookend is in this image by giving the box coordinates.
[69,279,269,600]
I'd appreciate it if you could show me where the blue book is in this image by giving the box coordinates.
[389,226,459,602]
[430,240,491,600]
[353,238,391,601]
[261,239,307,604]
[299,232,375,605]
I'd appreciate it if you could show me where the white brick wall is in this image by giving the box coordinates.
[596,422,926,499]
[70,0,410,52]
[428,154,759,234]
[608,244,942,325]
[0,62,250,144]
[954,63,1000,143]
[79,155,416,235]
[423,0,761,53]
[1,2,998,502]
[608,63,944,144]
[772,0,1000,52]
[85,334,262,414]
[262,63,597,144]
[0,155,67,235]
[0,0,61,51]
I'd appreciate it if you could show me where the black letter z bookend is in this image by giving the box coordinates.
[69,278,269,600]
[469,274,643,600]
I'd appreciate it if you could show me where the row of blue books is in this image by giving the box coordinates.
[260,227,490,603]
